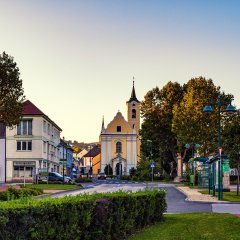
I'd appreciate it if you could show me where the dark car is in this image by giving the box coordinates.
[97,172,107,180]
[48,172,64,182]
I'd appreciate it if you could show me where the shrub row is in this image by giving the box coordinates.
[0,189,166,240]
[75,177,93,183]
[0,186,43,201]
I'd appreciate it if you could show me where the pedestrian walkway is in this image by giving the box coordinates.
[177,186,222,202]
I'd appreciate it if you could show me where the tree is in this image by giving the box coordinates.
[0,52,25,127]
[104,164,113,175]
[222,113,240,195]
[172,77,233,157]
[140,82,183,178]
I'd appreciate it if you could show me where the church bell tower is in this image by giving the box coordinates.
[126,80,140,134]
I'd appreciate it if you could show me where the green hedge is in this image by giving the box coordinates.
[0,189,166,240]
[75,177,93,183]
[0,187,43,201]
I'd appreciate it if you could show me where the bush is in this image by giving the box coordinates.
[0,187,43,201]
[75,178,92,183]
[0,190,166,240]
[120,175,131,181]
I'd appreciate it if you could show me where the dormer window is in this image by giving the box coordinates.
[132,109,136,118]
[117,126,121,132]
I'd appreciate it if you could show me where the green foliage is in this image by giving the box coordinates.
[172,77,233,156]
[104,164,113,175]
[75,177,92,183]
[0,186,43,201]
[0,51,25,127]
[0,190,166,240]
[140,82,183,178]
[222,113,240,167]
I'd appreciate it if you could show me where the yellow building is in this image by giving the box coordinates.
[100,82,140,175]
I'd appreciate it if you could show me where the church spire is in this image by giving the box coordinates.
[127,77,140,103]
[101,116,105,130]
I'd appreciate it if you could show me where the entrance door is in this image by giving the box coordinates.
[116,162,122,176]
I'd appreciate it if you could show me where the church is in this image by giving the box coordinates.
[100,82,140,175]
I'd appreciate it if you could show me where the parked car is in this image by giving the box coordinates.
[97,172,107,180]
[48,172,64,182]
[64,176,72,183]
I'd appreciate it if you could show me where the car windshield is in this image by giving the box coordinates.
[54,172,63,177]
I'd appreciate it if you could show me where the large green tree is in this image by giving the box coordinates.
[139,82,183,177]
[172,77,233,157]
[222,113,240,195]
[0,52,25,127]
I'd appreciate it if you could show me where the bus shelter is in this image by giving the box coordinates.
[188,157,209,187]
[206,154,230,196]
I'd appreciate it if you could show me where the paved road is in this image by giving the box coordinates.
[48,181,240,214]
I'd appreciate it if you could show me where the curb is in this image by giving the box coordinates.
[175,186,240,205]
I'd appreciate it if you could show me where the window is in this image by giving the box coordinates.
[17,141,32,151]
[43,121,46,133]
[133,124,135,129]
[116,142,122,153]
[117,126,121,132]
[17,120,32,135]
[132,109,136,118]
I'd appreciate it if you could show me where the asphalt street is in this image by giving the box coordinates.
[48,180,240,214]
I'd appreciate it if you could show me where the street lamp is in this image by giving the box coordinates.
[203,96,236,200]
[147,140,153,182]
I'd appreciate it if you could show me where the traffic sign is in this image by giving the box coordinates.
[150,162,156,168]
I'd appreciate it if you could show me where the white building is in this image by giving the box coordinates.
[6,100,62,182]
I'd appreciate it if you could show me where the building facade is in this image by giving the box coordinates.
[58,138,74,178]
[6,100,62,182]
[100,82,140,175]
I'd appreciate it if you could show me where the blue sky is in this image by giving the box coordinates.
[0,0,240,142]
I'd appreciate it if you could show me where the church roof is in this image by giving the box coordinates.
[127,81,140,103]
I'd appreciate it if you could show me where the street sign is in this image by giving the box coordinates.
[150,162,156,168]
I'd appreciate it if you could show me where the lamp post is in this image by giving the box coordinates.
[203,96,236,200]
[147,140,153,182]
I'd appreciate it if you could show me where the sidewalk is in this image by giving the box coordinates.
[177,186,225,202]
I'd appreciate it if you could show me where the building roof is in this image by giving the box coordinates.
[127,81,140,103]
[22,100,62,131]
[83,145,101,158]
[23,100,45,115]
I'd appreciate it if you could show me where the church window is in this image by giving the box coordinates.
[116,142,122,153]
[133,124,135,129]
[132,109,136,118]
[117,126,121,132]
[132,103,135,106]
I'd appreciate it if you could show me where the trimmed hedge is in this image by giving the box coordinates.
[0,189,166,240]
[75,177,93,183]
[0,187,43,201]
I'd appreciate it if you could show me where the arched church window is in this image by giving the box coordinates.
[132,109,136,118]
[116,142,122,153]
[132,103,135,106]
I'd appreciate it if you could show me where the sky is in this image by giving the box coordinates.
[0,0,240,143]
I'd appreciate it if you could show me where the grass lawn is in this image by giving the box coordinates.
[129,213,240,240]
[199,190,240,202]
[20,183,82,190]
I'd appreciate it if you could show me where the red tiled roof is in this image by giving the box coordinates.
[22,100,62,131]
[23,100,44,115]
